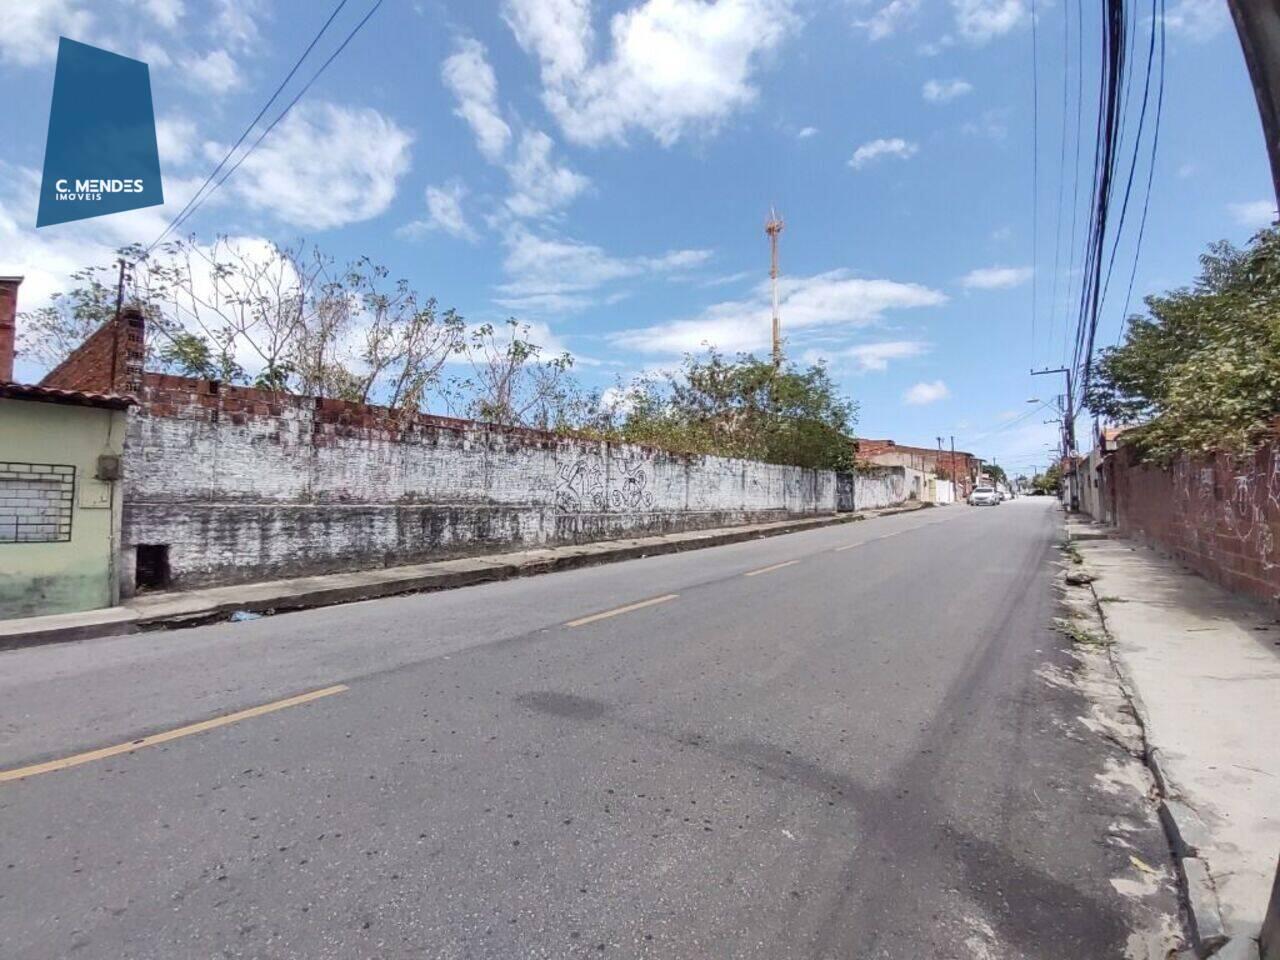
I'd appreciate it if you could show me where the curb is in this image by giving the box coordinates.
[1065,524,1235,958]
[2,505,937,649]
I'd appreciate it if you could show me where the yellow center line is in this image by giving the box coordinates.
[566,594,679,627]
[743,559,801,577]
[0,684,349,784]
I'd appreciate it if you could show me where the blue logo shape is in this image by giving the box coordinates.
[37,38,164,228]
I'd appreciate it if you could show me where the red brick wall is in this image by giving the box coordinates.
[39,307,145,394]
[1112,439,1280,604]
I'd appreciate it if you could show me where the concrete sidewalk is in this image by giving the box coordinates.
[1068,519,1280,958]
[0,502,933,649]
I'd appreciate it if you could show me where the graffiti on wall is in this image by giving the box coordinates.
[554,456,655,512]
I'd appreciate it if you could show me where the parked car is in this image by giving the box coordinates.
[969,486,1000,506]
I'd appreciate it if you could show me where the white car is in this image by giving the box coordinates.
[969,486,1000,506]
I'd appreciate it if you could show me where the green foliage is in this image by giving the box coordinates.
[609,350,858,471]
[156,331,245,382]
[15,265,119,369]
[1031,462,1062,494]
[985,463,1009,487]
[1086,227,1280,461]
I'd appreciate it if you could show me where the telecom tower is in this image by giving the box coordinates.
[765,207,784,367]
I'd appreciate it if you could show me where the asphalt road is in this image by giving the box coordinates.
[0,499,1178,959]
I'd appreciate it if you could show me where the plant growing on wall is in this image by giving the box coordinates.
[1087,227,1280,461]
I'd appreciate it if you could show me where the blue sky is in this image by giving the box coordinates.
[1,0,1273,476]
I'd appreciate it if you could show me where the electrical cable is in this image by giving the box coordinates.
[146,0,352,253]
[159,0,384,245]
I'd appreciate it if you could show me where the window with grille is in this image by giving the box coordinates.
[0,463,75,543]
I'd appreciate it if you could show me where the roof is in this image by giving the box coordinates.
[858,438,979,460]
[0,382,136,411]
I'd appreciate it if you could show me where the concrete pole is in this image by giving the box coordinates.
[1227,0,1280,207]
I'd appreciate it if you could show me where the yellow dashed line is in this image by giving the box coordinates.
[743,559,801,577]
[0,684,349,784]
[566,594,679,627]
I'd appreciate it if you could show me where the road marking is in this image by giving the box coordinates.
[0,684,349,784]
[566,594,679,627]
[836,531,902,551]
[744,559,801,577]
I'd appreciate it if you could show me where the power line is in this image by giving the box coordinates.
[1047,0,1071,366]
[158,0,385,246]
[1030,0,1040,363]
[147,0,353,253]
[1115,0,1166,345]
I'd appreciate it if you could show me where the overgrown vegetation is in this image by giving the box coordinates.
[600,351,857,471]
[1086,226,1280,461]
[19,239,858,471]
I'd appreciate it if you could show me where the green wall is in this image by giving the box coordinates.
[0,399,125,618]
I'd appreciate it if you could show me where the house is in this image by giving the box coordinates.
[0,277,135,618]
[857,438,983,500]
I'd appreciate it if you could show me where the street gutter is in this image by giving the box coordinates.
[0,502,935,650]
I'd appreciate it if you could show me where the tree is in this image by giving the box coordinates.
[614,350,858,471]
[1087,227,1280,460]
[449,319,586,429]
[1032,463,1062,494]
[345,261,465,413]
[16,264,123,369]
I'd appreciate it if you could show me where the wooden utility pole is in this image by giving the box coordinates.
[765,208,784,366]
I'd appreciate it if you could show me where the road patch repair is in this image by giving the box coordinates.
[1062,517,1280,960]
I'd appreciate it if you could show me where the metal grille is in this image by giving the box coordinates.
[0,463,75,543]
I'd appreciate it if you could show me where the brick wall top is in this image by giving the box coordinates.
[134,372,715,462]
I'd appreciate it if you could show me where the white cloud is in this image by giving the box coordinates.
[917,34,955,56]
[214,0,262,50]
[1162,0,1229,41]
[442,37,512,163]
[797,126,819,139]
[231,102,413,230]
[961,109,1010,140]
[497,225,711,313]
[0,162,210,318]
[922,78,973,103]
[400,182,479,242]
[951,0,1026,43]
[131,0,184,30]
[156,115,199,168]
[848,137,918,170]
[183,48,243,94]
[814,339,929,371]
[0,1,93,66]
[505,130,591,218]
[502,0,798,147]
[1228,200,1276,229]
[961,265,1033,289]
[853,0,922,40]
[904,380,949,405]
[612,269,946,355]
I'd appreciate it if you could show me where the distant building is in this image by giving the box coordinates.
[857,439,983,499]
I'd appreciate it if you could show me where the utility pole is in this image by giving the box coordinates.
[950,436,958,498]
[1227,0,1280,205]
[1030,366,1076,456]
[765,207,784,367]
[109,257,127,391]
